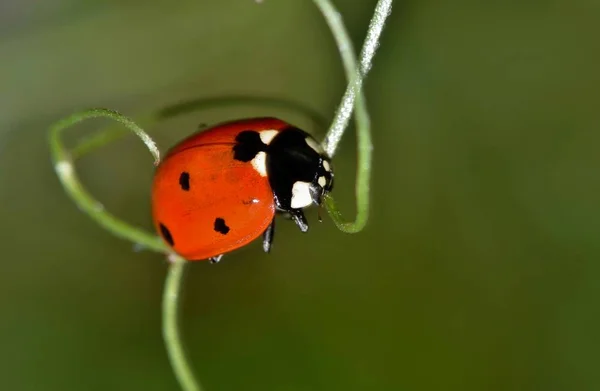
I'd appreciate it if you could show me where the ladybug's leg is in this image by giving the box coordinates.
[209,254,223,264]
[262,218,276,253]
[289,209,309,233]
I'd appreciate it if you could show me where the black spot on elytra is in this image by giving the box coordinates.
[214,218,230,235]
[179,172,190,191]
[159,223,175,246]
[233,130,267,162]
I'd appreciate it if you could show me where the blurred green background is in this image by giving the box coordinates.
[2,0,599,390]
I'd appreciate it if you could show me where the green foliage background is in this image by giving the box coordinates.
[1,1,599,390]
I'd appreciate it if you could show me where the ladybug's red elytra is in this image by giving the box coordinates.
[151,117,334,263]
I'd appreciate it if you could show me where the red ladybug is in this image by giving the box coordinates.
[151,117,334,263]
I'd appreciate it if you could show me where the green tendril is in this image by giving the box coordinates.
[163,256,204,391]
[49,108,168,253]
[316,0,392,233]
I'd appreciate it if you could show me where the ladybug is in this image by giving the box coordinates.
[151,117,334,263]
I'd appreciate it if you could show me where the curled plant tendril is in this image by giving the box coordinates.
[48,1,392,391]
[320,0,392,233]
[49,108,168,253]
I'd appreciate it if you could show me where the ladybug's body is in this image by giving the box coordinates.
[151,118,333,262]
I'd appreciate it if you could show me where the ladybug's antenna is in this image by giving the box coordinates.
[317,204,323,223]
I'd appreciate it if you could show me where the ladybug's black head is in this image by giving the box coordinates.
[265,127,334,213]
[310,154,334,204]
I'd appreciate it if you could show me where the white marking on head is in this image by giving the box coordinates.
[291,181,313,209]
[259,130,279,145]
[318,176,327,187]
[322,160,331,172]
[251,151,268,177]
[305,137,323,153]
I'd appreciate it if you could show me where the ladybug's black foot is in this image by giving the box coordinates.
[209,254,223,264]
[290,210,309,233]
[262,219,275,253]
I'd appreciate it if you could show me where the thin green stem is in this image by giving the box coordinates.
[157,94,328,127]
[358,0,392,75]
[322,0,392,156]
[163,257,203,391]
[70,114,156,160]
[48,108,168,253]
[314,0,392,233]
